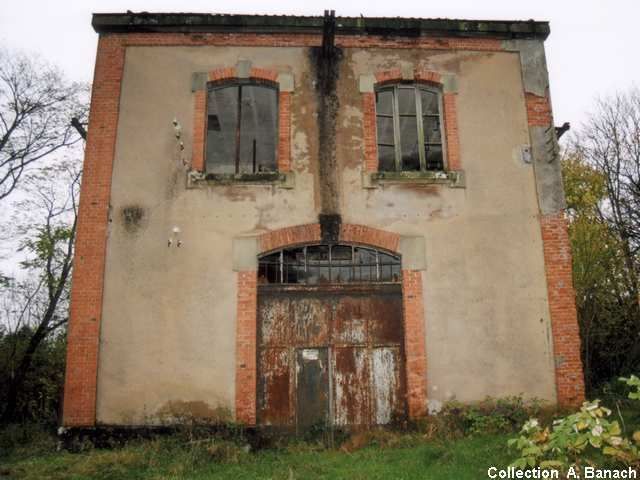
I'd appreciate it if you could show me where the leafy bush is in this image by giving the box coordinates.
[508,400,639,471]
[509,377,640,473]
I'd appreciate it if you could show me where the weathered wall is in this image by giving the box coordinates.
[96,43,556,425]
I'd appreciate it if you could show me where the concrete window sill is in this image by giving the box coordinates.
[363,170,465,189]
[187,171,295,189]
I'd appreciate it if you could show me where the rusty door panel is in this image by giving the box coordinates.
[371,347,402,424]
[257,283,406,429]
[257,348,291,426]
[332,296,368,344]
[333,347,370,426]
[296,348,329,430]
[290,297,330,345]
[367,294,404,345]
[258,295,291,346]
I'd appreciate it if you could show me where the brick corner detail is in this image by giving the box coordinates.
[539,212,586,406]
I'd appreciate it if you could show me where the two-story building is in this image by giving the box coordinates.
[62,11,585,430]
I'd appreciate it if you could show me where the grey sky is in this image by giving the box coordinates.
[2,0,639,128]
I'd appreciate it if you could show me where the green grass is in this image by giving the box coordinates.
[0,433,513,480]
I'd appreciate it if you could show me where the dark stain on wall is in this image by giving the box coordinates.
[121,205,146,233]
[310,11,342,219]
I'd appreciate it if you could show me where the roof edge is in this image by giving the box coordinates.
[91,13,550,40]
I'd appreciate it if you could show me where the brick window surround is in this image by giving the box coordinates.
[192,67,292,173]
[235,223,428,425]
[362,68,461,173]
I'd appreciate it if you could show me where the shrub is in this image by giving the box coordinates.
[508,376,640,474]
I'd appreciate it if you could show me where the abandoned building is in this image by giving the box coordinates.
[62,12,585,430]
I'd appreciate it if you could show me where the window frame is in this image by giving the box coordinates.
[258,244,402,285]
[375,82,447,172]
[205,79,280,175]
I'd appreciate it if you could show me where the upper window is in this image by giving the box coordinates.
[376,84,444,172]
[206,81,278,174]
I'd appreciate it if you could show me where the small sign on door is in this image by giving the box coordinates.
[302,349,319,361]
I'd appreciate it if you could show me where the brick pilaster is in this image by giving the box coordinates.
[235,271,258,424]
[62,35,125,427]
[402,270,428,418]
[540,213,585,406]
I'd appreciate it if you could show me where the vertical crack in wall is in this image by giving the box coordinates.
[312,10,342,243]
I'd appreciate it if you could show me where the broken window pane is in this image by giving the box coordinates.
[423,116,441,143]
[283,247,306,283]
[258,245,400,285]
[379,252,401,282]
[307,245,330,284]
[426,144,444,171]
[331,245,353,283]
[258,252,281,284]
[354,247,377,282]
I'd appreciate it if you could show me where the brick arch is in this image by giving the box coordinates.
[258,223,400,254]
[192,66,291,172]
[374,68,443,86]
[235,223,427,425]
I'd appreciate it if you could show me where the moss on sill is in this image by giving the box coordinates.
[364,170,465,188]
[188,170,294,188]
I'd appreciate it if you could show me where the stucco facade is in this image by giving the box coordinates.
[63,13,585,428]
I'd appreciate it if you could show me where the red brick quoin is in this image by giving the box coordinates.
[540,213,585,406]
[62,36,126,427]
[362,69,461,172]
[235,223,428,424]
[192,67,292,173]
[527,92,585,406]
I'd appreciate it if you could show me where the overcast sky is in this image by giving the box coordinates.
[2,0,639,128]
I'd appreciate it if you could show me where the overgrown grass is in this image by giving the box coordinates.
[0,431,513,480]
[0,397,568,479]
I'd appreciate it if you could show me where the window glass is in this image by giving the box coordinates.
[354,247,377,282]
[239,85,277,173]
[375,90,393,116]
[426,145,443,171]
[423,116,442,143]
[375,84,445,172]
[258,245,400,284]
[378,146,396,172]
[331,245,353,283]
[399,117,420,171]
[258,251,281,284]
[420,90,439,115]
[283,247,305,284]
[206,83,277,174]
[376,117,395,145]
[397,87,416,115]
[206,86,238,174]
[307,245,330,284]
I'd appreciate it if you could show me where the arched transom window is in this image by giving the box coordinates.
[258,244,401,284]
